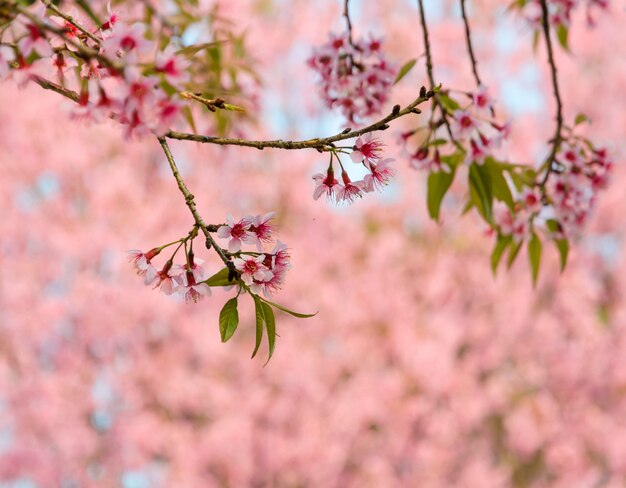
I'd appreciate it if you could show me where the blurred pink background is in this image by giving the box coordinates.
[1,0,626,486]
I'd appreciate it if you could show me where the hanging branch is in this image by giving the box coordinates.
[343,0,355,47]
[166,94,432,149]
[539,0,564,187]
[460,0,482,87]
[157,138,232,266]
[416,0,459,147]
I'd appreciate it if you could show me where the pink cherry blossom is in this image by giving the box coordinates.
[178,270,211,303]
[364,158,396,192]
[217,215,255,253]
[152,262,184,295]
[409,148,449,173]
[102,23,151,62]
[155,48,191,86]
[471,85,495,114]
[494,204,530,242]
[522,187,543,213]
[451,109,477,139]
[464,138,488,165]
[127,248,159,285]
[51,53,78,80]
[308,31,396,122]
[99,2,120,33]
[17,23,54,58]
[336,171,366,203]
[312,168,342,202]
[249,212,275,249]
[350,133,384,167]
[233,255,272,293]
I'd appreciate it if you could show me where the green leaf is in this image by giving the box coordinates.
[260,298,317,318]
[507,239,523,269]
[507,168,538,193]
[427,167,456,222]
[261,302,276,364]
[394,58,417,85]
[437,93,460,113]
[528,233,542,286]
[545,220,570,272]
[223,103,246,112]
[251,295,265,359]
[204,267,235,287]
[556,25,569,51]
[428,138,448,147]
[485,158,514,210]
[554,238,569,272]
[469,163,494,223]
[574,113,589,126]
[176,41,224,58]
[219,298,239,343]
[491,235,513,275]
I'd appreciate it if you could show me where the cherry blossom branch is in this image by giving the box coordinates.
[460,0,482,88]
[180,91,245,112]
[15,4,121,71]
[416,0,435,88]
[539,0,564,187]
[40,0,102,45]
[157,137,232,267]
[32,75,80,102]
[343,0,355,47]
[416,0,459,147]
[167,91,433,150]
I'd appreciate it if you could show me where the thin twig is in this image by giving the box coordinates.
[32,75,80,102]
[16,4,120,71]
[460,0,482,87]
[167,94,432,149]
[416,0,459,147]
[539,0,564,187]
[343,0,354,46]
[40,0,102,45]
[30,74,432,158]
[158,138,231,266]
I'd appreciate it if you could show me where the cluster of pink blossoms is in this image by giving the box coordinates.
[493,188,543,242]
[128,213,291,301]
[312,133,395,204]
[307,32,397,123]
[0,3,188,138]
[406,85,510,173]
[548,142,612,238]
[520,0,609,29]
[128,247,211,304]
[494,141,612,241]
[217,213,291,296]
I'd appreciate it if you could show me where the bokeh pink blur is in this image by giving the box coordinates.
[2,0,626,486]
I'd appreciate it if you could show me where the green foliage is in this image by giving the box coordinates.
[251,295,265,359]
[484,159,514,210]
[556,24,569,51]
[427,167,456,222]
[528,232,542,286]
[546,220,569,271]
[394,59,417,85]
[574,113,589,126]
[507,239,524,269]
[204,267,235,287]
[491,235,513,275]
[469,163,494,223]
[219,297,239,342]
[437,93,460,113]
